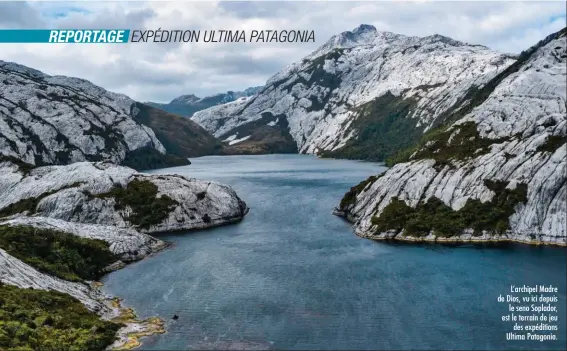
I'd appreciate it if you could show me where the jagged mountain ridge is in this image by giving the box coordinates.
[0,61,222,170]
[334,27,567,245]
[192,24,516,159]
[146,86,263,117]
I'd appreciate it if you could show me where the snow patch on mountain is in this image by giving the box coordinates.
[228,135,251,145]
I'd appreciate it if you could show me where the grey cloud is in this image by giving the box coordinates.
[218,1,302,19]
[0,2,45,28]
[0,1,565,103]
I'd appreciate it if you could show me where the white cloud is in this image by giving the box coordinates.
[0,1,565,103]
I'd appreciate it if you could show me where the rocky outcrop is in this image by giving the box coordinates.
[0,59,251,351]
[0,247,108,312]
[335,28,566,246]
[0,160,248,233]
[192,24,515,159]
[0,216,168,262]
[0,155,249,349]
[0,61,239,170]
[0,246,168,350]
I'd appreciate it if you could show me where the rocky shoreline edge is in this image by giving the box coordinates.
[333,209,567,247]
[90,282,166,351]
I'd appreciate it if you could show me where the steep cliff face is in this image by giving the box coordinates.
[192,25,515,160]
[0,160,249,233]
[0,61,229,170]
[335,28,566,245]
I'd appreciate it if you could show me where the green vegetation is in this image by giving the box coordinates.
[536,135,567,153]
[122,146,190,171]
[95,179,178,229]
[371,180,528,237]
[340,174,381,208]
[220,112,298,155]
[0,225,118,282]
[385,122,512,167]
[385,27,567,167]
[0,182,84,218]
[130,103,223,159]
[0,155,35,175]
[320,93,422,162]
[0,284,121,351]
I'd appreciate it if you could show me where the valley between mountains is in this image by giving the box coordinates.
[0,24,565,350]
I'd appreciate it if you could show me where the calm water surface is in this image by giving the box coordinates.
[102,154,567,350]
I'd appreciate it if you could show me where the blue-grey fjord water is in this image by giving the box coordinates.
[102,154,566,350]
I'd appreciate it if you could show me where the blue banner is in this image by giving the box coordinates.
[0,30,130,43]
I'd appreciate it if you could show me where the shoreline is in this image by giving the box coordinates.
[333,209,567,248]
[94,242,172,350]
[353,228,567,247]
[99,289,167,350]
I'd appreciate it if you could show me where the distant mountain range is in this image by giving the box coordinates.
[146,86,262,117]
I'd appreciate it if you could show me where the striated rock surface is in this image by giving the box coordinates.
[0,61,164,166]
[0,160,248,233]
[0,248,107,312]
[0,216,167,262]
[335,28,566,246]
[0,60,235,170]
[0,247,168,350]
[0,158,248,349]
[192,24,515,159]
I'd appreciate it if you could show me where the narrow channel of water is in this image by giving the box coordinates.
[102,154,566,350]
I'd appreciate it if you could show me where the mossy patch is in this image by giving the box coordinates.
[320,92,422,162]
[0,225,118,282]
[95,179,178,229]
[122,147,190,171]
[536,135,567,153]
[0,182,84,218]
[131,103,224,159]
[339,174,381,208]
[386,121,512,167]
[0,284,122,351]
[371,180,528,237]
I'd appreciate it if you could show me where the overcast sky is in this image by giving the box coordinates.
[0,1,565,103]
